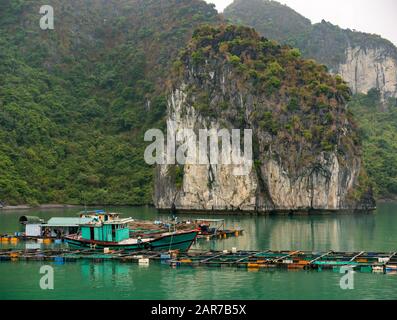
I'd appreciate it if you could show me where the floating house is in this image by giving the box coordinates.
[22,217,94,238]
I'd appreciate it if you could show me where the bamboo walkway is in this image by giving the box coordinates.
[1,248,397,274]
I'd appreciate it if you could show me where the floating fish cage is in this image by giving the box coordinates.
[196,229,244,241]
[1,248,396,274]
[168,250,397,274]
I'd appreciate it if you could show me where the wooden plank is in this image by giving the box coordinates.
[200,253,225,263]
[235,253,256,263]
[350,251,365,262]
[236,250,272,263]
[254,250,271,257]
[387,252,396,259]
[274,251,301,262]
[309,251,333,264]
[385,252,397,265]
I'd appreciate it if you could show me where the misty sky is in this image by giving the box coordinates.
[205,0,397,46]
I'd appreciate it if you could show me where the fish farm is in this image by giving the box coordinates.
[1,248,396,274]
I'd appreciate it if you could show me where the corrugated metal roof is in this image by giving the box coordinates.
[103,218,134,225]
[194,219,225,222]
[45,217,93,227]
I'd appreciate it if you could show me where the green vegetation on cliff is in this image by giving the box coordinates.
[0,0,383,206]
[349,91,397,198]
[177,25,364,179]
[224,0,397,70]
[0,0,219,205]
[224,0,396,199]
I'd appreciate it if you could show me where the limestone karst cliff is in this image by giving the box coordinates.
[338,46,397,99]
[154,25,375,213]
[224,0,397,102]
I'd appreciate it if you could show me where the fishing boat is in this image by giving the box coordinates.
[64,214,198,252]
[194,219,243,239]
[145,229,198,251]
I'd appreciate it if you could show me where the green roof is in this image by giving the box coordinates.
[45,217,93,227]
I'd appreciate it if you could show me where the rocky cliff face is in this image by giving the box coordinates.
[224,0,397,102]
[338,46,397,100]
[154,25,375,213]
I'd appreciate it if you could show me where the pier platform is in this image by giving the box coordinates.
[1,248,396,274]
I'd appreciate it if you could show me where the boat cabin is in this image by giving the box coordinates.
[79,210,121,222]
[80,218,133,243]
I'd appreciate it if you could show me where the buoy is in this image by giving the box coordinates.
[1,237,9,242]
[235,231,239,237]
[43,238,52,244]
[103,248,110,254]
[206,236,210,241]
[10,237,18,243]
[223,233,227,239]
[54,239,62,245]
[232,247,237,254]
[179,259,192,263]
[37,239,44,244]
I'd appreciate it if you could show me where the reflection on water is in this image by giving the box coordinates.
[0,203,396,299]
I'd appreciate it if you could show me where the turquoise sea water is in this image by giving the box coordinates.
[0,203,396,300]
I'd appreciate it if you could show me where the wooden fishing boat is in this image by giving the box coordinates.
[64,216,198,252]
[194,219,243,239]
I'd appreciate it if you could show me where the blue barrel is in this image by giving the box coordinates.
[54,239,63,245]
[54,257,64,265]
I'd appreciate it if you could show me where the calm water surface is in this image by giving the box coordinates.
[0,203,396,300]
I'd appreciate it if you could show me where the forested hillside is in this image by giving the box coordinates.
[0,0,219,205]
[349,92,397,198]
[0,0,391,206]
[224,0,397,72]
